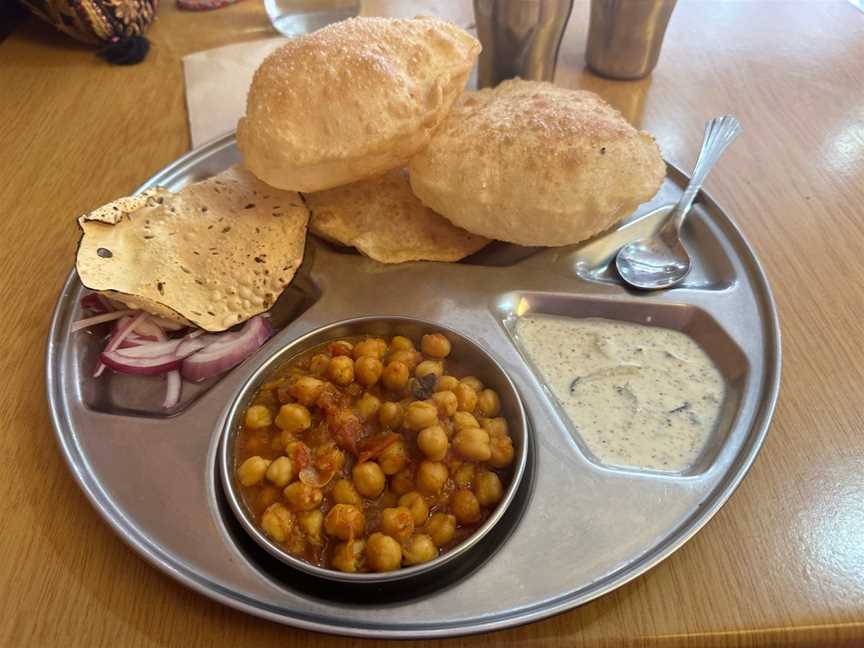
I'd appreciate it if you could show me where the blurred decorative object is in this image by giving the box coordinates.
[586,0,677,80]
[473,0,573,88]
[176,0,239,11]
[264,0,358,38]
[17,0,156,61]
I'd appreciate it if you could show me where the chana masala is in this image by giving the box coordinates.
[234,332,516,573]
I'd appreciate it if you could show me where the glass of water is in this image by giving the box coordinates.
[264,0,359,38]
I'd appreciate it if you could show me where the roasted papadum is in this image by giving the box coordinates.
[76,165,309,331]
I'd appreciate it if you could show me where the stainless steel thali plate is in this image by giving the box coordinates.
[46,133,781,638]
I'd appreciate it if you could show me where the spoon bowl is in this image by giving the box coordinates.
[616,115,742,290]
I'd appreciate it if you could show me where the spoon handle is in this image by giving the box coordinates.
[668,115,742,233]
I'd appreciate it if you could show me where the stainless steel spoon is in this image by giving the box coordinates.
[616,115,742,290]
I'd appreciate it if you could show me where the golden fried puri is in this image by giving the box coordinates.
[304,168,488,263]
[409,79,666,247]
[237,17,480,192]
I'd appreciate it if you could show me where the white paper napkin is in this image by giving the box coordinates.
[183,37,287,149]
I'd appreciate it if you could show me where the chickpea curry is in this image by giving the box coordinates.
[234,331,516,573]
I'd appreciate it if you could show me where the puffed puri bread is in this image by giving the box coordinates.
[408,79,666,247]
[237,16,481,193]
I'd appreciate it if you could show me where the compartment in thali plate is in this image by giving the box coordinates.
[74,271,321,417]
[495,291,748,476]
[521,176,738,290]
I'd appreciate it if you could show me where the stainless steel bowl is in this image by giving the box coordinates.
[219,316,529,584]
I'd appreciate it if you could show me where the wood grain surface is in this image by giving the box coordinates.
[2,1,863,646]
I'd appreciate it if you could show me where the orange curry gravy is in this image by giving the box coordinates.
[234,333,516,573]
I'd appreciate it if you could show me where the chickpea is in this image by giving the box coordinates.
[380,489,399,508]
[405,401,439,430]
[415,359,443,380]
[283,482,323,511]
[431,390,458,417]
[380,506,414,543]
[289,376,325,406]
[237,456,270,486]
[354,355,383,387]
[480,417,508,438]
[327,355,354,386]
[381,360,410,391]
[332,539,365,573]
[453,463,475,489]
[261,486,281,509]
[403,534,438,566]
[330,478,360,505]
[244,405,272,429]
[356,392,381,421]
[378,401,404,429]
[436,375,459,392]
[352,461,386,498]
[314,442,345,473]
[453,427,492,462]
[389,349,421,371]
[425,512,456,547]
[452,411,480,431]
[475,470,504,506]
[298,510,324,544]
[421,333,451,358]
[308,353,330,376]
[451,489,481,524]
[417,425,449,461]
[328,340,353,356]
[390,468,415,496]
[460,376,484,392]
[398,491,430,525]
[379,439,409,475]
[353,338,387,359]
[489,434,515,468]
[284,440,311,470]
[324,504,365,541]
[366,533,402,572]
[416,460,448,494]
[275,403,311,434]
[260,503,293,542]
[454,383,478,412]
[390,335,414,352]
[477,389,501,417]
[265,456,294,487]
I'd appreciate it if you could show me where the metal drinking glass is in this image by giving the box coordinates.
[586,0,677,80]
[473,0,574,88]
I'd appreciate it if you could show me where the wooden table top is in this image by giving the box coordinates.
[2,1,864,646]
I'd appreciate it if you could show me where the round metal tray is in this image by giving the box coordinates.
[46,133,781,638]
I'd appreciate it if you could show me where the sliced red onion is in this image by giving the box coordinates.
[94,312,148,377]
[112,316,164,343]
[299,466,335,488]
[149,315,186,331]
[101,350,183,375]
[163,371,182,408]
[108,337,206,360]
[80,294,108,313]
[181,316,273,382]
[118,333,155,349]
[71,309,135,332]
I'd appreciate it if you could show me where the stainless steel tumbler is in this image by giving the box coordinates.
[585,0,677,80]
[473,0,575,88]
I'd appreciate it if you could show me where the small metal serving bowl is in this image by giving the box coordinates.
[219,316,529,584]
